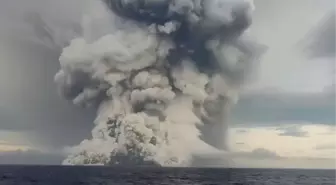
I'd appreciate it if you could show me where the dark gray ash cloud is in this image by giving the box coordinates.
[232,92,335,126]
[0,0,95,148]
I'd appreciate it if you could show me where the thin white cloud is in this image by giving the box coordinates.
[0,144,30,152]
[276,125,309,137]
[0,138,32,152]
[315,143,336,150]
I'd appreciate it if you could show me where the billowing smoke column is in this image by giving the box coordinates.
[55,0,264,166]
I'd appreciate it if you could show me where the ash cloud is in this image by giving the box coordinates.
[55,0,265,166]
[0,0,98,148]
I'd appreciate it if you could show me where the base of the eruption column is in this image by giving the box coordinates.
[199,123,229,151]
[191,154,231,168]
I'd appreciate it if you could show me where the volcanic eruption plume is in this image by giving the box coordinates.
[55,0,265,166]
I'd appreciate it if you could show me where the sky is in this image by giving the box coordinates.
[227,0,335,169]
[0,0,335,169]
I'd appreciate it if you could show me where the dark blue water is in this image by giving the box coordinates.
[0,166,334,185]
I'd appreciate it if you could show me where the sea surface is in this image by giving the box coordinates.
[0,166,334,185]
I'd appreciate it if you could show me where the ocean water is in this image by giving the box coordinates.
[0,166,334,185]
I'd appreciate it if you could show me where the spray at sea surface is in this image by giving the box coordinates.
[53,0,265,166]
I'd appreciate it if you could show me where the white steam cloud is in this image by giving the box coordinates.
[55,0,265,166]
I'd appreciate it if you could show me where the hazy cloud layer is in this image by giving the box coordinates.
[232,148,281,160]
[315,143,336,150]
[0,149,64,165]
[230,148,335,169]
